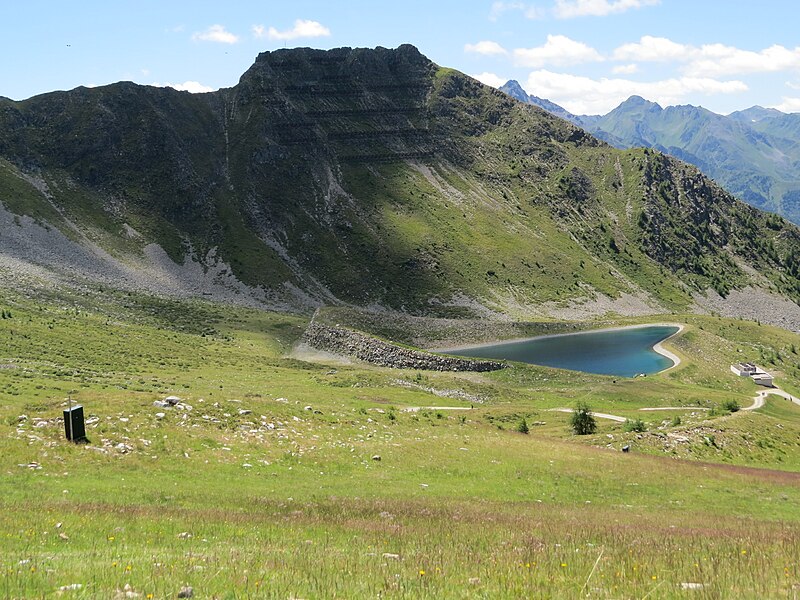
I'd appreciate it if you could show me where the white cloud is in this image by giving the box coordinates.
[771,97,800,113]
[613,36,800,77]
[613,36,691,62]
[465,41,508,56]
[471,72,507,88]
[254,19,331,41]
[612,63,638,74]
[525,69,747,114]
[191,24,239,44]
[787,81,800,91]
[489,2,544,21]
[152,81,215,94]
[514,35,603,67]
[553,0,660,18]
[686,43,800,77]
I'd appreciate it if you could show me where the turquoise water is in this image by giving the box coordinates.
[443,325,680,377]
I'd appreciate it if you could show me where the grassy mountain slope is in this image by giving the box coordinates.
[587,96,800,225]
[0,46,799,323]
[2,286,800,597]
[501,83,800,225]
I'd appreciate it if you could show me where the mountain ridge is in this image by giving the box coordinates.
[0,46,798,330]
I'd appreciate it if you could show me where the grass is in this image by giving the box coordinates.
[1,287,800,597]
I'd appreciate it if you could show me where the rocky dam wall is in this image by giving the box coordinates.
[301,322,506,372]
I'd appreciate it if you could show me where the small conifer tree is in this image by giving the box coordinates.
[570,402,596,435]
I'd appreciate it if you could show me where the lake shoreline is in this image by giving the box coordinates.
[651,324,684,372]
[432,322,682,352]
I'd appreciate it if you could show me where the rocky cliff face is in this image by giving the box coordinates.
[0,46,798,324]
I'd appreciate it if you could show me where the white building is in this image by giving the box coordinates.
[752,373,774,387]
[730,363,773,387]
[731,362,758,376]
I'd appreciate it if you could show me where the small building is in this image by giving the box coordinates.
[731,363,758,377]
[730,363,773,387]
[752,373,774,387]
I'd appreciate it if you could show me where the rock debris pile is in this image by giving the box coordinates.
[301,322,505,372]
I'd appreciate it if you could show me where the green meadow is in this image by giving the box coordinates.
[1,288,800,598]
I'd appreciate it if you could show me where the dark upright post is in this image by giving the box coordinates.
[63,404,86,442]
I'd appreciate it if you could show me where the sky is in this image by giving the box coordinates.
[3,0,800,115]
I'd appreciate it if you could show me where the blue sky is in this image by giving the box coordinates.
[3,0,800,115]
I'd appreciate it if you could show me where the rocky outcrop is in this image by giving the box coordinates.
[301,322,505,372]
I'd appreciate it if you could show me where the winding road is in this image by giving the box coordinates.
[742,388,800,411]
[403,388,800,422]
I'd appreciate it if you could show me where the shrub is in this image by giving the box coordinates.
[517,418,529,435]
[721,399,740,413]
[624,418,647,433]
[570,402,596,435]
[671,415,682,427]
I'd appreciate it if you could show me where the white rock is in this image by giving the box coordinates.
[680,582,705,590]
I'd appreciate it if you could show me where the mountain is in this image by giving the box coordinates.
[589,97,800,225]
[499,82,800,225]
[728,105,784,123]
[498,80,585,126]
[0,46,799,329]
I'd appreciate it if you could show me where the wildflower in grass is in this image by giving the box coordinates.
[125,565,132,571]
[651,575,657,580]
[419,569,425,576]
[561,563,567,568]
[147,595,154,599]
[741,550,747,555]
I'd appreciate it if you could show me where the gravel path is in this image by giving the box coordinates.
[401,406,474,413]
[743,388,800,411]
[548,386,799,422]
[550,408,628,423]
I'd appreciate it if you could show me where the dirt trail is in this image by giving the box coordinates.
[404,387,799,420]
[550,408,627,423]
[401,406,474,413]
[743,388,799,411]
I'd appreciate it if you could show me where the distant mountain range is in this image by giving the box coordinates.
[500,80,800,225]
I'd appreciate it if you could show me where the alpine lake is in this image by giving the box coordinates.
[442,324,680,377]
